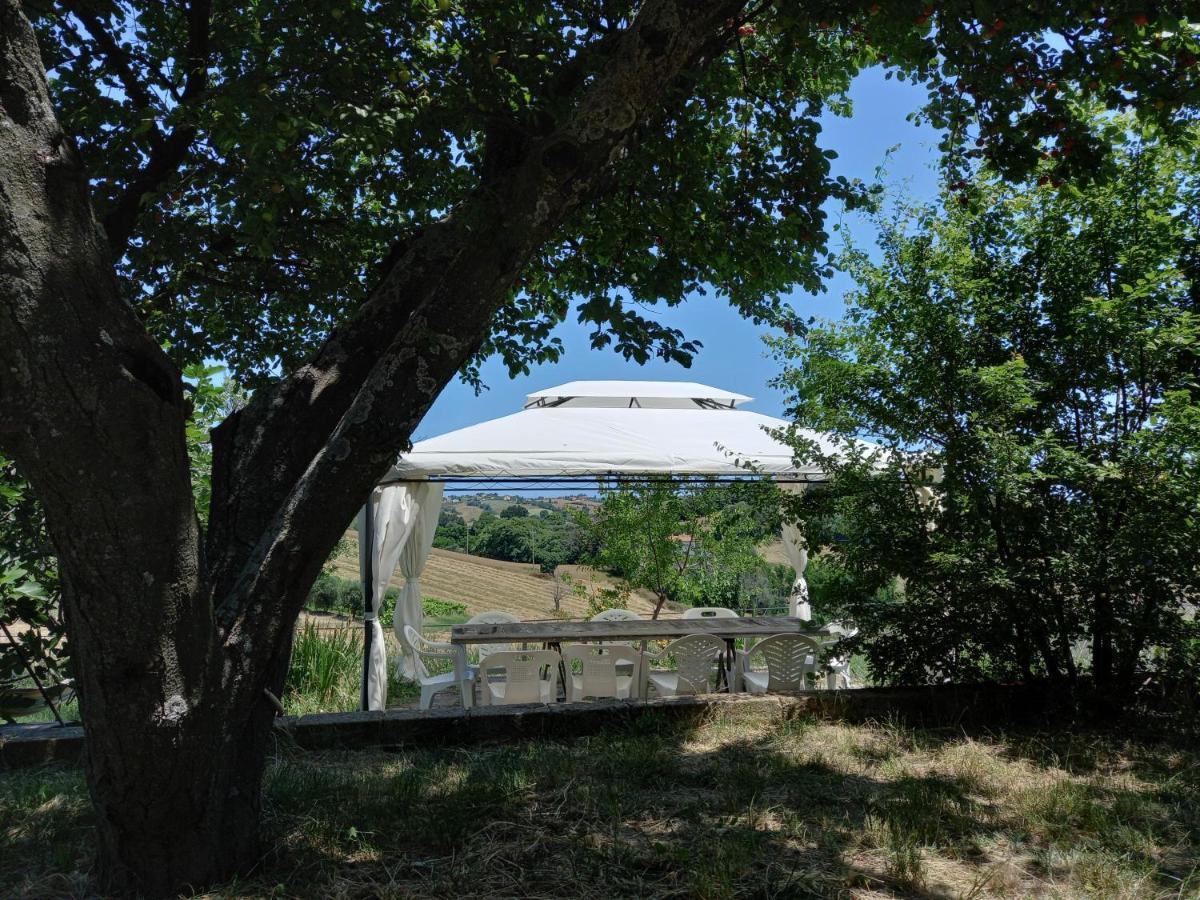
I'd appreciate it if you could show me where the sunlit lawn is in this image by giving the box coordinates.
[3,704,1198,899]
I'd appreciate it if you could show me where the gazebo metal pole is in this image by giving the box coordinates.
[358,493,375,712]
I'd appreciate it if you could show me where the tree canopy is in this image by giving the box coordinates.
[773,128,1200,693]
[586,479,788,616]
[28,2,1200,394]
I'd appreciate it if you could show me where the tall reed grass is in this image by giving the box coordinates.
[284,621,362,716]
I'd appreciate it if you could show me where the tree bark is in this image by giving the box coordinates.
[1,3,278,892]
[1,0,747,894]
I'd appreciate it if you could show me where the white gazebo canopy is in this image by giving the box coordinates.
[358,380,881,710]
[381,380,874,482]
[523,379,753,409]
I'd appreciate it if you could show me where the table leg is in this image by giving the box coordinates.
[454,644,473,710]
[722,638,739,692]
[548,641,567,702]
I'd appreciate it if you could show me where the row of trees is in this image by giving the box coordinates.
[434,504,590,573]
[429,484,798,617]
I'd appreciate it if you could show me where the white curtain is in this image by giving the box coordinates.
[386,481,444,678]
[360,480,445,708]
[779,483,811,620]
[359,492,391,711]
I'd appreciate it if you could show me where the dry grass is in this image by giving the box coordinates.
[332,530,660,621]
[3,707,1198,899]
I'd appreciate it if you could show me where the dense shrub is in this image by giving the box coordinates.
[774,134,1200,697]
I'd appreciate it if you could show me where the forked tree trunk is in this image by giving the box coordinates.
[0,0,744,893]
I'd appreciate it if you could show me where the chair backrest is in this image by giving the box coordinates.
[563,644,640,699]
[466,610,522,660]
[478,649,561,704]
[402,624,434,681]
[747,634,823,692]
[662,634,725,694]
[681,607,739,619]
[589,608,643,645]
[589,608,643,622]
[821,621,858,639]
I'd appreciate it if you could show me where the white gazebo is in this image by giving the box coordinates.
[357,380,882,710]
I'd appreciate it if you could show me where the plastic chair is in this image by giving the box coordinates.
[563,644,641,701]
[0,679,74,724]
[477,649,561,705]
[588,608,644,680]
[465,610,522,662]
[681,607,739,619]
[643,634,725,697]
[738,634,823,694]
[402,625,473,710]
[681,607,742,685]
[589,608,644,624]
[818,624,857,689]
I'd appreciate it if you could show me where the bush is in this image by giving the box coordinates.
[306,574,364,617]
[422,597,468,619]
[307,574,340,612]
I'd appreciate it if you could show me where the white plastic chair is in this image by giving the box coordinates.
[819,624,858,689]
[465,610,522,663]
[589,608,644,681]
[477,649,561,705]
[590,607,644,645]
[643,634,725,697]
[738,634,823,694]
[681,607,739,619]
[563,644,641,701]
[402,624,473,710]
[681,607,741,686]
[589,608,644,627]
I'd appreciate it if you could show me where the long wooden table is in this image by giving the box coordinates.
[451,616,820,645]
[448,617,828,706]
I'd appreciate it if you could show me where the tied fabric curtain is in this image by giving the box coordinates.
[360,480,445,708]
[387,481,444,678]
[779,483,811,620]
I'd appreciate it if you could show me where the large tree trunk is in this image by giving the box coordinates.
[1,5,277,892]
[1,0,744,893]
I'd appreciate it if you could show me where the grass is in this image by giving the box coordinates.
[2,708,1198,898]
[284,621,432,714]
[283,621,365,716]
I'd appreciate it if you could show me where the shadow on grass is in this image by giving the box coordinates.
[2,710,1199,898]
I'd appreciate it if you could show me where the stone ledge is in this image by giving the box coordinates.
[0,721,86,768]
[1,681,1069,770]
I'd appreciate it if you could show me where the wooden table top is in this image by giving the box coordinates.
[449,616,825,645]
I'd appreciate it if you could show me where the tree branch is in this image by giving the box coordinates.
[206,0,748,667]
[69,4,157,115]
[97,0,212,258]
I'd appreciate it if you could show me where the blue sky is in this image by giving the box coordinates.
[416,68,944,440]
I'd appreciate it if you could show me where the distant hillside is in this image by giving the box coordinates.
[445,493,600,523]
[757,539,790,566]
[332,530,660,620]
